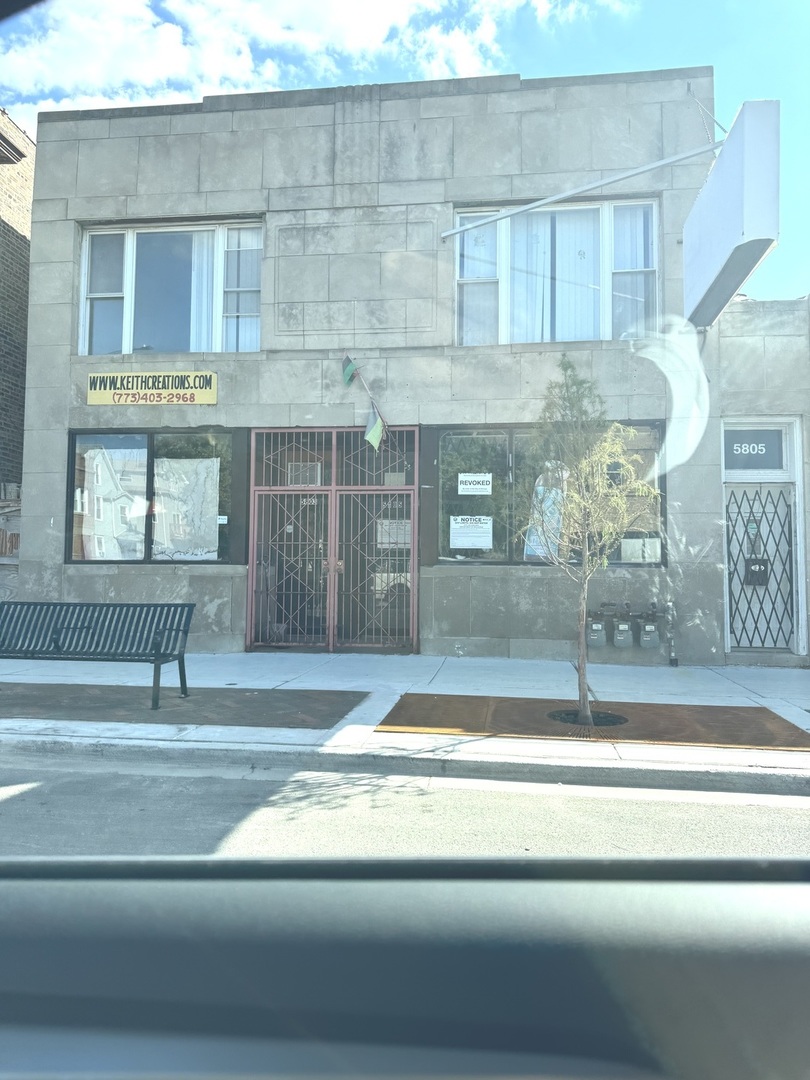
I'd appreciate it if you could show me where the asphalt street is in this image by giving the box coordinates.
[1,757,809,859]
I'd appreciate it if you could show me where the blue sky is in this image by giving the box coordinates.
[2,0,807,301]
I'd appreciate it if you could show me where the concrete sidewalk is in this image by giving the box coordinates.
[1,652,809,794]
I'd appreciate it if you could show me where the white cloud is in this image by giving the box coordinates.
[160,0,445,63]
[1,0,190,96]
[0,0,641,131]
[595,0,640,14]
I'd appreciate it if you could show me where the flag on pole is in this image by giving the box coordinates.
[364,400,386,451]
[342,354,359,386]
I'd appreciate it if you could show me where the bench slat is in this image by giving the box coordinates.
[0,602,195,709]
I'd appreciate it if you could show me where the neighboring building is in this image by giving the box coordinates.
[0,110,34,600]
[18,67,807,665]
[0,109,34,490]
[699,294,809,665]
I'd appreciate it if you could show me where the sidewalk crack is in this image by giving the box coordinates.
[426,657,448,687]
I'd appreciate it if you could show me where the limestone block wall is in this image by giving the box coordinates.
[19,67,732,655]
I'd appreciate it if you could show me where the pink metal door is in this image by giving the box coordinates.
[249,428,417,651]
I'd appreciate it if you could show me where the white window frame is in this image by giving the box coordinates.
[79,222,262,356]
[721,421,795,484]
[455,199,659,345]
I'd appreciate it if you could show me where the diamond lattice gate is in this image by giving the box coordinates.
[250,429,417,650]
[725,485,795,649]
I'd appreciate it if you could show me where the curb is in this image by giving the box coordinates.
[2,731,810,797]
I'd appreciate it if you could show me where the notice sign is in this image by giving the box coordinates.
[87,372,218,406]
[376,519,412,550]
[450,515,493,549]
[458,472,492,496]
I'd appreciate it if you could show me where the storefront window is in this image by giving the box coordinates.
[433,424,664,566]
[152,434,231,561]
[69,432,234,562]
[439,431,509,561]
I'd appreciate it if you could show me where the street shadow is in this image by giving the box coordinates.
[0,761,432,858]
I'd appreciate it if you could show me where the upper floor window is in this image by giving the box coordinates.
[456,201,656,345]
[81,223,262,356]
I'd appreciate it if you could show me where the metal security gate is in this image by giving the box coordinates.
[725,485,795,649]
[249,428,417,651]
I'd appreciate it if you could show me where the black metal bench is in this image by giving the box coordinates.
[0,602,195,710]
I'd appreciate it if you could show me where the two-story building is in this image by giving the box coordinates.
[18,66,807,665]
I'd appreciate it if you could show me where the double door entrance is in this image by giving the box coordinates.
[249,428,417,651]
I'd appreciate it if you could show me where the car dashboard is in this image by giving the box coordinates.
[0,858,808,1079]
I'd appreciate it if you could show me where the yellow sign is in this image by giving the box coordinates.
[87,371,217,406]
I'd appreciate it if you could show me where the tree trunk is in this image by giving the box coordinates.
[576,538,593,726]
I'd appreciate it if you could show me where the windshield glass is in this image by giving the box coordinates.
[0,0,808,862]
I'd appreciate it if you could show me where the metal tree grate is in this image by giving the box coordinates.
[726,487,794,649]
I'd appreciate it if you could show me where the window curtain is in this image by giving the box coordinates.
[612,205,654,338]
[511,209,599,343]
[613,204,652,270]
[190,230,215,352]
[510,212,551,342]
[553,208,600,342]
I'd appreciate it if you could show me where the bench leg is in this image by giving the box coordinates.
[152,663,161,710]
[178,656,189,698]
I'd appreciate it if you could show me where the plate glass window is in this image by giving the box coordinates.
[83,225,261,355]
[70,432,233,562]
[436,424,663,565]
[457,202,657,345]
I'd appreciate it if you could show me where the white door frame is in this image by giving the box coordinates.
[721,418,806,655]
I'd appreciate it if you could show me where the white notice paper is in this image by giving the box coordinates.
[450,516,493,549]
[457,472,492,495]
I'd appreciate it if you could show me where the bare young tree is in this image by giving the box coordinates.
[520,356,660,725]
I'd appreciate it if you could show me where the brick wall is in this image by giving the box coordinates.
[0,110,35,488]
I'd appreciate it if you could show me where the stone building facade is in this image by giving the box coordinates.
[0,109,34,491]
[18,67,808,664]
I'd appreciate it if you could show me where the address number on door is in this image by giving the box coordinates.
[724,430,783,470]
[733,443,767,455]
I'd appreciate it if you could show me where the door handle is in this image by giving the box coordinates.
[322,559,345,575]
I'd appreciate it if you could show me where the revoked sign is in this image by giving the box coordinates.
[458,473,492,495]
